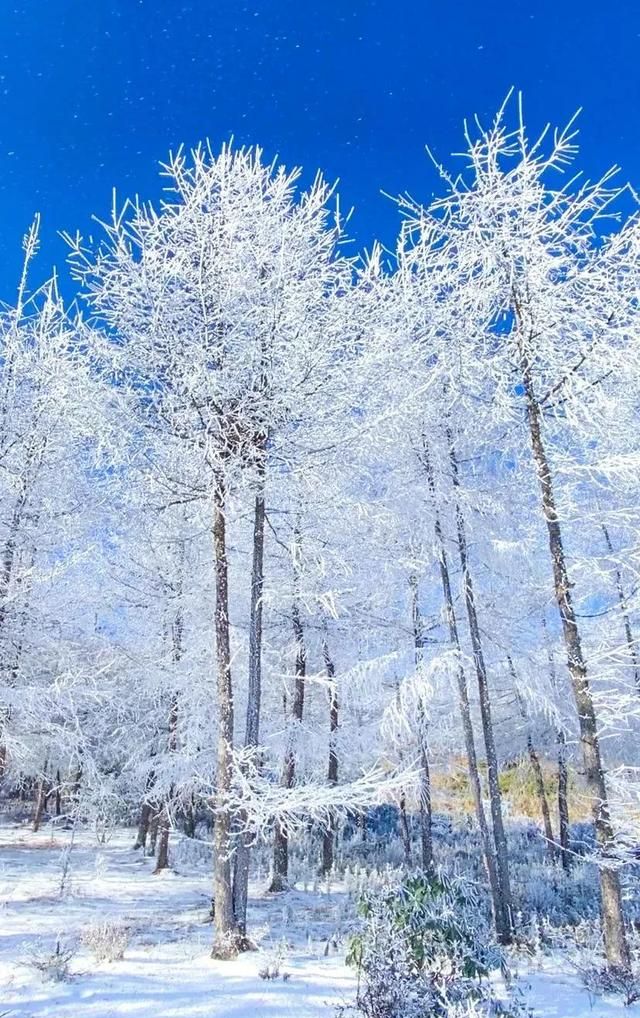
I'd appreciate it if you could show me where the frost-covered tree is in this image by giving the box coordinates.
[67,143,368,954]
[394,97,640,971]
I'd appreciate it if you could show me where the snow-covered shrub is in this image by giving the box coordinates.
[341,871,527,1017]
[258,934,291,981]
[580,963,640,1005]
[81,919,130,962]
[511,857,601,928]
[24,938,76,982]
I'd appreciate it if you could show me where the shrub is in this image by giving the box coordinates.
[81,919,130,962]
[580,964,640,1006]
[25,938,75,982]
[342,871,528,1018]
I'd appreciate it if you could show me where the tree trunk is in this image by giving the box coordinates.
[211,470,239,958]
[417,722,433,870]
[32,760,49,833]
[320,639,339,876]
[134,765,156,851]
[602,524,640,696]
[154,806,170,874]
[0,429,46,770]
[155,585,183,876]
[0,493,28,635]
[527,736,555,850]
[0,495,30,771]
[393,670,413,867]
[357,810,367,843]
[543,620,572,870]
[0,635,29,785]
[73,767,82,800]
[520,348,630,971]
[410,573,433,872]
[0,448,43,664]
[511,664,556,855]
[183,796,197,839]
[448,434,514,940]
[398,790,413,865]
[421,441,508,941]
[148,808,160,855]
[232,461,266,940]
[154,696,178,874]
[33,780,48,832]
[271,814,289,892]
[543,618,571,869]
[557,729,571,871]
[54,769,62,818]
[134,799,153,852]
[270,535,306,892]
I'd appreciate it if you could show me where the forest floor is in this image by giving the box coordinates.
[0,820,638,1018]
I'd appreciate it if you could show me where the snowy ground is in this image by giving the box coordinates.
[0,820,638,1018]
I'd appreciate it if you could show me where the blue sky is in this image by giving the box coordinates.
[0,0,638,302]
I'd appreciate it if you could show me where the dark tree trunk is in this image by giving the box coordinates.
[394,669,413,867]
[602,524,640,696]
[233,458,266,940]
[134,765,156,851]
[511,663,556,855]
[519,345,630,971]
[543,619,571,869]
[410,573,433,872]
[155,695,178,874]
[270,535,306,892]
[357,810,368,843]
[211,470,239,959]
[183,796,197,839]
[398,790,413,865]
[421,441,508,941]
[557,730,571,871]
[54,769,61,818]
[32,760,49,833]
[417,719,433,871]
[154,807,170,874]
[527,736,555,851]
[155,582,183,875]
[148,808,160,855]
[72,763,82,801]
[320,639,339,876]
[32,780,48,832]
[448,434,514,940]
[271,817,289,892]
[134,799,153,852]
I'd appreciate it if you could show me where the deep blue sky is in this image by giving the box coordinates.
[0,1,638,302]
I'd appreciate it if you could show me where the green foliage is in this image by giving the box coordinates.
[342,870,523,1017]
[348,870,498,981]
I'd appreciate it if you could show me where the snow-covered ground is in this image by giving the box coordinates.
[0,822,354,1017]
[0,821,638,1018]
